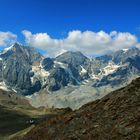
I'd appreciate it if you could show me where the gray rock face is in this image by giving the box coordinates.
[42,51,91,91]
[92,48,140,87]
[0,43,92,95]
[44,48,140,94]
[1,43,140,97]
[0,43,42,95]
[55,51,90,81]
[42,58,54,71]
[46,67,77,91]
[56,51,89,66]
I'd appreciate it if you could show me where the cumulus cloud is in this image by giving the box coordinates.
[0,31,17,46]
[22,30,138,57]
[22,30,62,57]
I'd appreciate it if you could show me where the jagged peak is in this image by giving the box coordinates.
[0,43,25,54]
[56,50,87,59]
[115,47,139,54]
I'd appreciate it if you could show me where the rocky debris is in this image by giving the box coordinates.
[22,77,140,140]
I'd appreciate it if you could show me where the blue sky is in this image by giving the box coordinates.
[0,0,140,38]
[0,0,140,56]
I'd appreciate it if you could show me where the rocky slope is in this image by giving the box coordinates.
[21,77,140,140]
[1,43,140,109]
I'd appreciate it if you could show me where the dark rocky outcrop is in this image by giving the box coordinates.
[0,43,42,95]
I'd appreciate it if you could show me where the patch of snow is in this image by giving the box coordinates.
[0,82,10,91]
[31,65,50,85]
[55,49,67,57]
[39,61,43,69]
[0,58,2,61]
[4,45,13,52]
[30,77,34,83]
[82,79,89,85]
[84,79,89,83]
[80,65,87,75]
[54,61,68,69]
[102,62,120,76]
[12,88,17,93]
[3,64,6,69]
[0,45,13,55]
[91,74,100,80]
[26,95,33,99]
[32,66,50,77]
[122,49,129,53]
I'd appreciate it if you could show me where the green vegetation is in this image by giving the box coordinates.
[0,105,31,139]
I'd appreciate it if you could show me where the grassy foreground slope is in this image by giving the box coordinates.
[0,89,71,140]
[0,105,31,140]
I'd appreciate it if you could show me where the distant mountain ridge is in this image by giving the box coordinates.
[1,43,140,109]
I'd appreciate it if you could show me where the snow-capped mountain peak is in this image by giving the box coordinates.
[0,43,140,99]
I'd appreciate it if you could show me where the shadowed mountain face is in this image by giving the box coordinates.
[0,43,43,95]
[21,77,140,140]
[0,43,91,95]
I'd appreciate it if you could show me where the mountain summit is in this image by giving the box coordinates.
[0,43,43,95]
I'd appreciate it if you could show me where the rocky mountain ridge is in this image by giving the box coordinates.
[1,43,140,109]
[20,77,140,140]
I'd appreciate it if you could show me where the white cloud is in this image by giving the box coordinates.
[22,30,62,57]
[136,43,140,48]
[0,31,17,46]
[22,30,138,57]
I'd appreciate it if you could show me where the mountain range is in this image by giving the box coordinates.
[0,43,140,109]
[0,43,140,140]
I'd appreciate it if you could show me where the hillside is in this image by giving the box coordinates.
[21,77,140,140]
[0,88,72,140]
[0,105,31,140]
